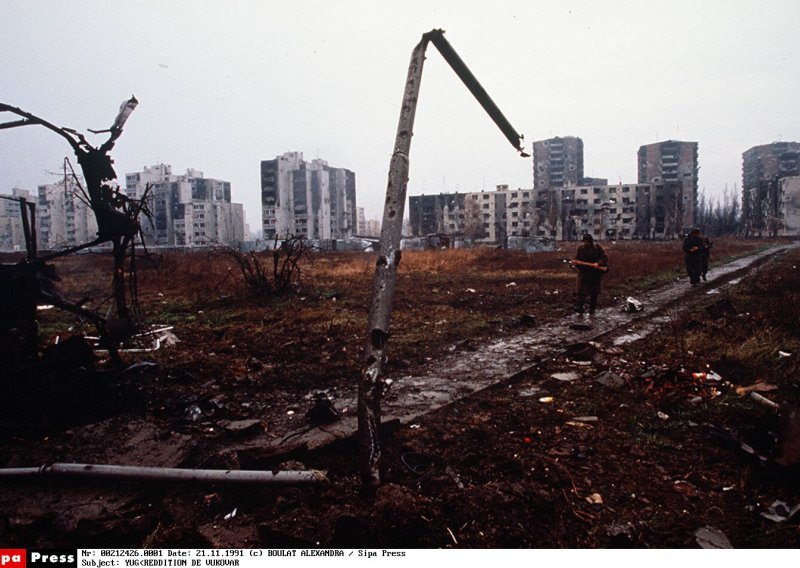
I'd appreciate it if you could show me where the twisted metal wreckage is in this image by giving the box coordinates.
[0,96,148,367]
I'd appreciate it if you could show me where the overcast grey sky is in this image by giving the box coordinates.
[2,0,799,231]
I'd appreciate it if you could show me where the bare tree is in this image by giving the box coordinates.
[222,236,313,297]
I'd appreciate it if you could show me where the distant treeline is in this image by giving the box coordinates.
[695,188,740,236]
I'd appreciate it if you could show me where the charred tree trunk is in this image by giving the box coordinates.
[0,97,142,362]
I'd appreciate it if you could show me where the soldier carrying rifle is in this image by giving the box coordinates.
[570,233,609,315]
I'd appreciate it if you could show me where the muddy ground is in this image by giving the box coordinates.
[1,239,799,548]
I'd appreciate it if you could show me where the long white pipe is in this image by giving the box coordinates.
[0,463,327,484]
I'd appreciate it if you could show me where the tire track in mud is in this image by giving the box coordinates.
[255,243,797,456]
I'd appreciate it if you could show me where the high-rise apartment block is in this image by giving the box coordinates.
[36,178,99,249]
[742,142,800,190]
[0,188,35,251]
[260,152,356,241]
[637,140,698,228]
[741,142,800,235]
[532,136,584,188]
[125,164,245,247]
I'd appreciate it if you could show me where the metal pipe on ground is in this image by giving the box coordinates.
[0,463,328,485]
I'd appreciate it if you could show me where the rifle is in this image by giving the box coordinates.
[564,259,608,272]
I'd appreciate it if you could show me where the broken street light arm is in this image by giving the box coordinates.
[424,29,529,157]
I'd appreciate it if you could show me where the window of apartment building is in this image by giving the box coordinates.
[580,189,588,194]
[482,194,489,200]
[593,187,601,194]
[512,212,518,217]
[483,214,490,219]
[523,192,530,198]
[483,203,490,209]
[512,221,518,227]
[594,198,601,204]
[623,187,630,192]
[609,188,616,193]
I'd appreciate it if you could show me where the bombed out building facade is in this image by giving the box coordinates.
[408,136,689,243]
[260,152,356,241]
[741,142,800,236]
[125,164,246,247]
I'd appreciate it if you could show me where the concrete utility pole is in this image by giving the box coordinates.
[358,29,528,491]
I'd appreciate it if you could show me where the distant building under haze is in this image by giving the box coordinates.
[260,152,356,241]
[532,136,584,189]
[637,140,698,230]
[0,188,35,251]
[125,164,245,247]
[741,142,800,235]
[36,178,99,250]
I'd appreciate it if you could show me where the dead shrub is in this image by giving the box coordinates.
[222,237,313,297]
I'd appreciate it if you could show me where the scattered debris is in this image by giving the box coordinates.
[705,299,737,319]
[538,396,554,404]
[223,507,238,520]
[691,370,722,382]
[778,350,792,358]
[551,371,581,382]
[519,314,537,326]
[563,342,597,363]
[219,419,264,436]
[657,411,670,420]
[750,392,780,410]
[185,404,203,422]
[760,500,800,523]
[734,381,778,396]
[595,371,626,390]
[605,522,637,545]
[306,394,342,425]
[672,480,699,498]
[622,297,644,313]
[585,493,603,505]
[124,361,158,373]
[445,465,465,489]
[571,416,598,423]
[695,526,733,549]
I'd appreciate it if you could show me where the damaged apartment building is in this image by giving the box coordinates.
[741,141,800,236]
[1,180,100,252]
[125,164,246,247]
[408,137,692,243]
[260,152,356,241]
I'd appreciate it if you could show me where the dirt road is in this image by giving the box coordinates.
[267,243,796,454]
